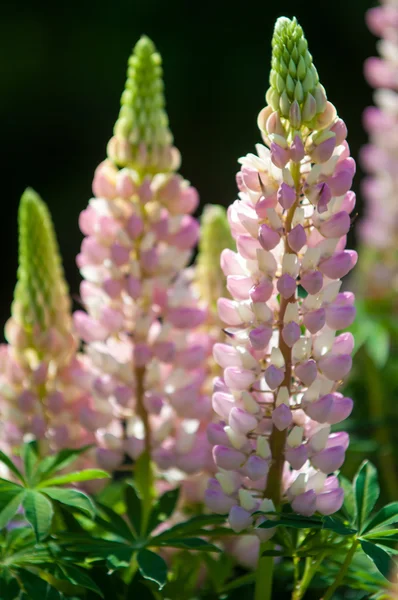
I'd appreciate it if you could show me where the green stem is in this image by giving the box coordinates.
[364,350,398,501]
[264,162,300,506]
[135,366,154,536]
[255,543,274,600]
[322,539,358,600]
[292,553,324,600]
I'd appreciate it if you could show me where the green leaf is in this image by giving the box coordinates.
[322,516,357,536]
[17,569,56,600]
[360,539,393,580]
[125,482,141,536]
[59,563,103,597]
[354,461,380,533]
[0,491,25,529]
[39,469,109,488]
[0,450,26,484]
[147,487,180,533]
[363,530,398,542]
[340,475,356,524]
[137,549,168,590]
[362,502,398,535]
[365,323,390,368]
[155,537,221,552]
[151,514,226,542]
[96,502,135,542]
[257,514,323,530]
[42,487,95,518]
[22,490,54,540]
[21,442,38,484]
[36,445,93,479]
[57,536,134,563]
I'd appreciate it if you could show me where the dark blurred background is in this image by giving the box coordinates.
[1,0,376,328]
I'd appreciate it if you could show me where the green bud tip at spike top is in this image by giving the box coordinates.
[266,16,327,126]
[10,189,71,343]
[107,35,179,174]
[196,205,235,312]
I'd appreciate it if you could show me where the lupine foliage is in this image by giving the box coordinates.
[0,11,397,600]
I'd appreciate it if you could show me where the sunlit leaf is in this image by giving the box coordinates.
[354,461,380,533]
[137,549,167,590]
[23,490,53,540]
[360,539,393,580]
[362,502,398,535]
[42,487,95,518]
[39,469,109,488]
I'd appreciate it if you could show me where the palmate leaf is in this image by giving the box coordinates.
[125,482,142,535]
[58,563,103,597]
[0,492,25,529]
[155,537,221,552]
[354,461,380,533]
[42,487,95,518]
[22,490,53,541]
[36,445,93,479]
[0,450,25,484]
[16,569,62,600]
[38,469,109,488]
[362,502,398,535]
[360,539,394,580]
[151,514,226,542]
[96,502,135,542]
[137,549,168,590]
[147,487,180,533]
[340,475,356,524]
[21,441,39,484]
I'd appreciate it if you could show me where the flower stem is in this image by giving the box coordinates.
[322,538,358,600]
[364,350,398,501]
[135,365,154,535]
[292,553,324,600]
[255,543,274,600]
[264,162,300,506]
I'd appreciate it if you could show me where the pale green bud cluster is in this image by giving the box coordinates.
[196,205,235,312]
[108,36,175,174]
[11,189,71,341]
[266,17,327,127]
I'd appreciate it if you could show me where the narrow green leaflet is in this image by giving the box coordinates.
[38,469,109,488]
[42,487,95,518]
[96,503,135,542]
[21,442,38,484]
[137,549,168,590]
[152,514,226,542]
[362,502,398,535]
[22,490,53,540]
[354,461,380,533]
[58,563,103,597]
[16,569,60,600]
[125,482,141,536]
[0,450,25,484]
[0,492,25,529]
[360,539,393,580]
[322,516,357,536]
[36,445,93,479]
[155,537,221,552]
[147,487,180,533]
[340,475,356,524]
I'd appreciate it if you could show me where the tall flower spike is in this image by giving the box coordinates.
[108,35,179,174]
[11,188,71,344]
[196,205,235,314]
[75,37,210,475]
[358,0,398,298]
[0,189,93,454]
[206,17,356,534]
